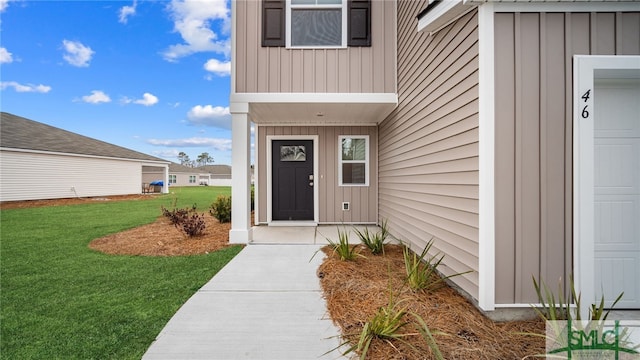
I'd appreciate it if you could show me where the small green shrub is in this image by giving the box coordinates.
[209,195,231,223]
[354,219,389,255]
[326,227,360,261]
[403,239,471,292]
[532,275,624,321]
[344,292,411,360]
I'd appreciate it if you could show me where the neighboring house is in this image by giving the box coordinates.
[198,164,234,186]
[0,112,170,201]
[229,0,640,318]
[162,163,207,187]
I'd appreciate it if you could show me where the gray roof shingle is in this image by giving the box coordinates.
[1,112,167,163]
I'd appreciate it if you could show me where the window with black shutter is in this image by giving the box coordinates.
[261,0,371,48]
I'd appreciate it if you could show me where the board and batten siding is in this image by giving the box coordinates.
[257,126,378,223]
[379,2,480,300]
[0,150,144,202]
[494,11,640,305]
[234,0,396,94]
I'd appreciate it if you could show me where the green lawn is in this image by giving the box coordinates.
[0,186,242,359]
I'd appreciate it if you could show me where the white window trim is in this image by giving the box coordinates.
[286,0,347,49]
[338,135,369,187]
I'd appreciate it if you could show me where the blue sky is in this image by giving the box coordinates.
[1,0,237,165]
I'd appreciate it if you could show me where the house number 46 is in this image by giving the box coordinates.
[581,89,591,119]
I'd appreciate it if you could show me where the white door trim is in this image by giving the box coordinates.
[573,55,640,318]
[266,135,319,224]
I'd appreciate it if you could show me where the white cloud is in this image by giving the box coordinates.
[62,40,94,67]
[119,0,137,24]
[0,0,9,12]
[147,137,232,151]
[204,58,230,77]
[151,149,182,159]
[123,92,159,106]
[162,0,230,62]
[186,104,231,129]
[1,81,51,93]
[0,47,13,63]
[80,90,111,104]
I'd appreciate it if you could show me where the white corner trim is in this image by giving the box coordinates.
[477,2,495,312]
[230,0,237,94]
[230,92,398,105]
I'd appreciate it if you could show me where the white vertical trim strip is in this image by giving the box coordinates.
[253,124,260,228]
[478,3,495,312]
[230,0,236,94]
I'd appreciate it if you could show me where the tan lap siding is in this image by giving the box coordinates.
[234,0,396,94]
[257,126,378,224]
[494,12,640,304]
[379,2,480,300]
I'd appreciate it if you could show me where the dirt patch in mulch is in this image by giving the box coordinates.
[89,215,233,256]
[318,245,546,360]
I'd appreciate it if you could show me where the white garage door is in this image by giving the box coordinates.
[593,77,640,309]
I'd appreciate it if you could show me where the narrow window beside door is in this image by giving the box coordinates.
[339,135,369,186]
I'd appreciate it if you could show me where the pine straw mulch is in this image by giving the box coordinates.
[318,245,546,360]
[88,215,233,256]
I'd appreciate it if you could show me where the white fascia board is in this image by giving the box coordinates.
[487,1,640,13]
[230,92,398,105]
[418,1,469,33]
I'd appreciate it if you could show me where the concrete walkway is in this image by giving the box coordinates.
[142,243,347,360]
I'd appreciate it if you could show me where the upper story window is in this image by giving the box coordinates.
[262,0,371,48]
[288,0,347,48]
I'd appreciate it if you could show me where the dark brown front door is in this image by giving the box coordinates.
[272,140,314,221]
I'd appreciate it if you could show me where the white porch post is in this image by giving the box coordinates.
[162,164,169,194]
[230,102,252,244]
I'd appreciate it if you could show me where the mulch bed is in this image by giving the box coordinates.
[318,245,546,359]
[89,215,233,256]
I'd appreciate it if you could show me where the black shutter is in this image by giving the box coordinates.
[262,0,285,47]
[347,0,371,47]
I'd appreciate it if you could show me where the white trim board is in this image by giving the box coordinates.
[230,92,398,105]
